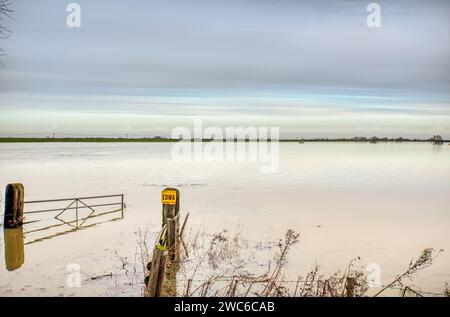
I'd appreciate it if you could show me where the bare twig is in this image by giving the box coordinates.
[0,0,13,58]
[374,248,443,297]
[89,273,113,280]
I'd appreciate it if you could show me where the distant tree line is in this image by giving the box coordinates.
[0,135,448,143]
[286,136,448,143]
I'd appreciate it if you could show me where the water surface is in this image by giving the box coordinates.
[0,142,449,296]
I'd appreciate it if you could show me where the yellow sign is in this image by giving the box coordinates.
[162,189,177,205]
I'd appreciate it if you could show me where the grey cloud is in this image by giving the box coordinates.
[1,0,449,95]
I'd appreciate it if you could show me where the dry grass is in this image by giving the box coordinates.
[177,227,371,297]
[109,224,448,297]
[174,226,447,297]
[374,248,444,297]
[444,282,450,297]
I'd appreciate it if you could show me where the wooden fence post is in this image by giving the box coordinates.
[4,183,24,229]
[155,251,167,296]
[167,218,176,260]
[4,183,25,271]
[162,188,180,296]
[146,247,163,297]
[161,188,180,259]
[145,188,181,297]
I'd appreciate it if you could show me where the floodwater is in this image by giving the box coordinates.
[0,142,449,296]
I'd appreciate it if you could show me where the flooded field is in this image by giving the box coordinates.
[1,142,449,296]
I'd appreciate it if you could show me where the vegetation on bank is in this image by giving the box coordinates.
[174,228,448,297]
[111,226,449,297]
[0,137,178,143]
[0,136,448,143]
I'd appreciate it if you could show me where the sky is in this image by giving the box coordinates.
[0,0,449,138]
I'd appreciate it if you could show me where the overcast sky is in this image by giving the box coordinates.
[0,0,449,138]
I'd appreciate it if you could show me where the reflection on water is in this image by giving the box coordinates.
[4,227,24,271]
[3,214,122,270]
[24,213,124,246]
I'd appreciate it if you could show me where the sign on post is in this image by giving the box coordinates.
[161,189,177,206]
